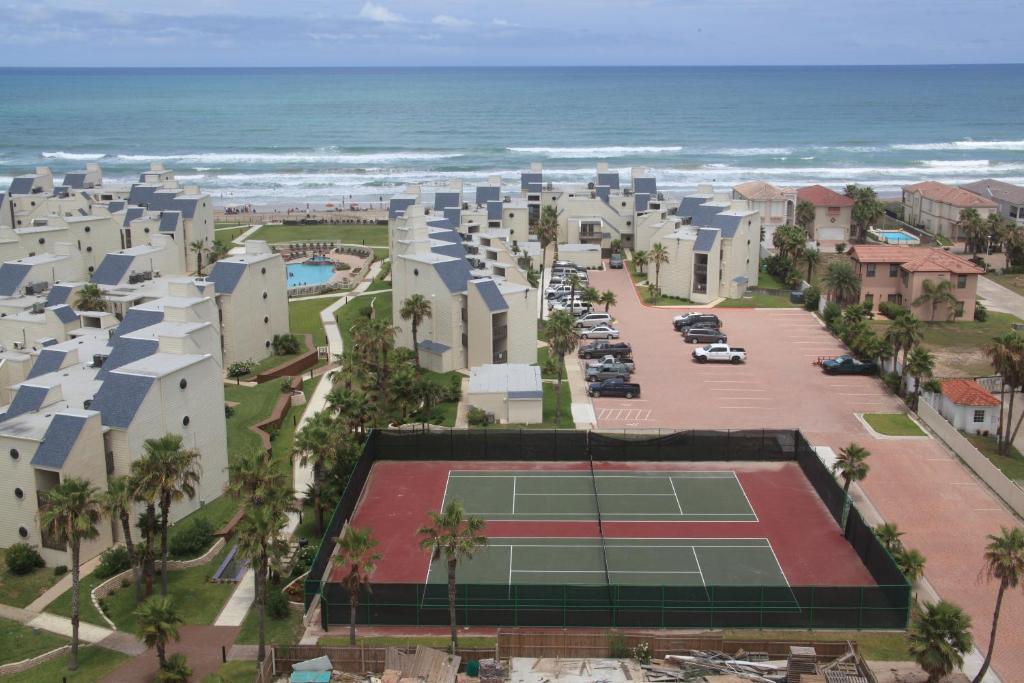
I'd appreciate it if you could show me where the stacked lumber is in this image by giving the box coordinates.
[380,646,460,683]
[785,647,817,683]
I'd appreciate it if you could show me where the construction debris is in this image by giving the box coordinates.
[380,646,460,683]
[508,657,645,683]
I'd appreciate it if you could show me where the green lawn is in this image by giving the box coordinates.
[0,617,67,665]
[499,382,573,429]
[214,226,247,246]
[717,629,911,661]
[756,269,790,290]
[236,603,304,646]
[289,295,343,348]
[226,376,317,475]
[2,645,128,683]
[203,661,259,683]
[626,261,648,283]
[320,634,497,648]
[241,338,311,379]
[863,413,926,436]
[966,434,1024,481]
[336,292,393,351]
[248,224,388,246]
[365,279,392,292]
[46,574,107,627]
[372,247,390,261]
[717,294,800,308]
[636,284,691,306]
[537,346,566,380]
[0,548,63,608]
[411,370,462,428]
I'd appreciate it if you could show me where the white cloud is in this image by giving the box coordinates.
[492,18,518,27]
[359,2,404,23]
[432,14,472,27]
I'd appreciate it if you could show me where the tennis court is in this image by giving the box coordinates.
[442,470,757,522]
[424,537,790,590]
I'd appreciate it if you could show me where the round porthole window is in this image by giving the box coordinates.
[265,340,271,348]
[38,238,45,245]
[264,316,269,324]
[261,267,266,274]
[9,448,19,460]
[179,378,187,390]
[262,292,268,300]
[88,266,95,273]
[414,268,419,276]
[85,226,91,233]
[15,488,23,499]
[18,527,28,538]
[144,227,150,233]
[86,246,92,252]
[182,416,190,426]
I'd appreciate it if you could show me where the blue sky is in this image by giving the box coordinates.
[0,0,1021,67]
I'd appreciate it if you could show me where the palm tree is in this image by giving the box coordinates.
[649,243,669,304]
[74,283,106,312]
[913,279,959,321]
[38,477,103,671]
[889,313,924,376]
[845,185,885,243]
[973,527,1024,683]
[581,286,600,308]
[822,260,860,305]
[188,238,207,276]
[773,224,806,260]
[400,294,432,369]
[156,654,192,683]
[226,447,290,509]
[633,250,649,276]
[326,387,373,436]
[874,522,905,554]
[206,240,231,265]
[988,332,1024,454]
[796,199,816,235]
[599,290,617,313]
[895,548,927,583]
[544,310,578,426]
[136,596,184,670]
[294,411,345,534]
[909,600,973,683]
[536,205,559,319]
[102,476,142,603]
[801,247,821,283]
[904,346,936,409]
[832,443,870,497]
[418,500,487,650]
[130,461,160,597]
[135,435,202,596]
[957,208,986,257]
[334,526,382,645]
[235,506,289,661]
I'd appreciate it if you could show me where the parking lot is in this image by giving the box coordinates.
[579,267,904,432]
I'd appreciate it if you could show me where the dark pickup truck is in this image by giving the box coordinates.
[821,355,878,375]
[578,341,633,360]
[587,378,641,399]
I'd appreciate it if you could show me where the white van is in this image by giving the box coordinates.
[575,312,613,328]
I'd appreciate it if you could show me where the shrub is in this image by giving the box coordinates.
[822,301,842,328]
[974,301,988,322]
[632,642,652,665]
[878,300,909,320]
[802,286,820,311]
[608,632,630,659]
[467,406,488,427]
[281,377,294,393]
[94,546,132,579]
[289,545,317,578]
[168,517,214,559]
[272,333,302,356]
[53,565,68,577]
[834,242,847,253]
[266,587,291,620]
[226,360,254,382]
[5,543,44,575]
[446,376,463,403]
[334,261,351,271]
[156,653,192,683]
[224,404,235,419]
[883,372,902,395]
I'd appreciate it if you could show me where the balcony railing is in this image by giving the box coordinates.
[492,325,508,341]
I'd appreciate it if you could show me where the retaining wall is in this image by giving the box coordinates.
[0,645,71,677]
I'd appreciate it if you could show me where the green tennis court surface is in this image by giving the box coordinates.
[424,537,790,590]
[442,470,757,522]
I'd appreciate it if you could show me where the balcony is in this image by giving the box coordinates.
[492,325,508,341]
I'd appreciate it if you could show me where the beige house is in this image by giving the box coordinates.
[466,364,543,424]
[849,245,983,321]
[960,179,1024,227]
[797,185,854,245]
[901,181,997,240]
[732,181,796,247]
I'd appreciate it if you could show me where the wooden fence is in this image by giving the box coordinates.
[273,645,495,674]
[255,652,275,683]
[255,334,319,382]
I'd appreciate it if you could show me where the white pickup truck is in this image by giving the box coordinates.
[691,343,747,364]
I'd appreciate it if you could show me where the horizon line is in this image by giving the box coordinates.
[1,62,1023,70]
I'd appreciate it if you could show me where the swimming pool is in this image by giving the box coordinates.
[287,262,335,288]
[872,229,921,245]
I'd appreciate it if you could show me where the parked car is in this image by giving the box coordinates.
[684,327,728,344]
[551,300,592,315]
[553,260,581,271]
[579,324,620,339]
[586,354,636,372]
[587,378,641,399]
[576,312,613,328]
[691,344,747,364]
[548,293,584,310]
[822,355,878,375]
[609,253,624,269]
[546,283,573,299]
[578,341,632,359]
[585,357,635,381]
[673,313,722,332]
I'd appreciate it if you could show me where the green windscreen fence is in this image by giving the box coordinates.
[306,429,911,630]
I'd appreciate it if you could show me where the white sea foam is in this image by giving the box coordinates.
[41,151,107,160]
[507,146,683,158]
[714,147,794,156]
[892,140,1024,151]
[112,151,464,164]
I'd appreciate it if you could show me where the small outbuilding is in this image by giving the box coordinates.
[467,363,543,425]
[934,379,1000,435]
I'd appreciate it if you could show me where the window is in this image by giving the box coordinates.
[179,378,187,390]
[182,416,190,426]
[889,264,899,277]
[955,301,965,318]
[973,410,986,423]
[15,487,23,499]
[864,293,874,307]
[18,527,28,538]
[9,448,18,460]
[887,294,899,303]
[866,264,876,277]
[957,275,967,289]
[901,272,909,287]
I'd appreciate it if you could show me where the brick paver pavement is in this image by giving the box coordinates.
[588,266,1023,682]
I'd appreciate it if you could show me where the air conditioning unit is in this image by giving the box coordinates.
[30,303,44,314]
[92,353,108,368]
[12,341,25,350]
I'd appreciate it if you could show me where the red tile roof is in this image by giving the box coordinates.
[903,181,997,208]
[941,379,1000,407]
[797,185,855,207]
[849,245,984,274]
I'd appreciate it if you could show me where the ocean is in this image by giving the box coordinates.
[1,65,1023,206]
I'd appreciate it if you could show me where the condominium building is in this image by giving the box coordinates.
[796,185,854,245]
[732,181,796,246]
[960,179,1024,227]
[848,245,983,321]
[389,185,537,372]
[901,181,997,240]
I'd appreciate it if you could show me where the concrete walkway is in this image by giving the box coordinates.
[26,553,103,612]
[230,223,263,245]
[979,275,1024,317]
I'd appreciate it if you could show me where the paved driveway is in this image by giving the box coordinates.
[585,266,1024,682]
[978,276,1024,317]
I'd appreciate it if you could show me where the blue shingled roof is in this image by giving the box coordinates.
[418,340,450,353]
[694,228,719,253]
[114,308,164,338]
[635,193,650,213]
[63,172,87,189]
[159,211,181,233]
[27,349,66,379]
[473,279,508,312]
[426,218,453,229]
[122,207,144,227]
[476,186,500,205]
[106,201,126,213]
[444,207,461,228]
[596,186,610,203]
[691,202,727,228]
[90,372,154,428]
[8,177,34,195]
[45,285,73,307]
[679,195,712,219]
[206,260,247,294]
[97,337,158,380]
[634,177,657,196]
[432,230,462,244]
[0,263,31,296]
[597,172,620,190]
[434,192,460,211]
[128,185,158,206]
[1,385,49,422]
[486,201,503,221]
[712,213,744,238]
[31,414,88,470]
[521,172,542,190]
[388,197,416,220]
[91,254,134,286]
[433,259,471,293]
[432,243,466,259]
[50,305,79,325]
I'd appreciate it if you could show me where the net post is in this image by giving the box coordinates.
[810,586,816,628]
[859,586,865,629]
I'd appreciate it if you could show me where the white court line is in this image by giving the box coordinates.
[729,471,759,523]
[515,492,678,496]
[512,475,517,515]
[426,471,454,583]
[512,569,703,574]
[473,512,758,516]
[508,546,513,587]
[448,472,736,477]
[692,547,707,589]
[668,477,684,514]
